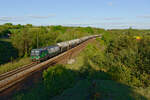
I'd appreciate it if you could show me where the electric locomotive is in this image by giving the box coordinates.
[30,35,101,62]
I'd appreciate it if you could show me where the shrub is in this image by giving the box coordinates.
[43,64,78,96]
[104,33,150,87]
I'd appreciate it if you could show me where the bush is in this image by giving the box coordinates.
[103,33,150,87]
[81,32,150,87]
[43,64,78,96]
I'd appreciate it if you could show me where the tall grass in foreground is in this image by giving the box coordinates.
[0,57,31,74]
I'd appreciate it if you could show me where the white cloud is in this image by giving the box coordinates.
[137,15,150,19]
[72,16,124,21]
[104,17,123,20]
[0,16,13,22]
[27,14,56,19]
[0,16,25,22]
[0,14,56,23]
[0,15,150,29]
[61,22,150,29]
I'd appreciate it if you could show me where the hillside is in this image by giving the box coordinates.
[13,30,150,100]
[0,24,104,74]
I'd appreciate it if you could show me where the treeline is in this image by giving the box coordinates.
[0,23,30,37]
[90,32,150,87]
[0,23,105,57]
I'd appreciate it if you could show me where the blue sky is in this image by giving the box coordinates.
[0,0,150,29]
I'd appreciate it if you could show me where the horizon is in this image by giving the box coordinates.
[0,0,150,29]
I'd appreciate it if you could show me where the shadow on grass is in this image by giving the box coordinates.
[52,66,148,100]
[0,39,18,65]
[13,64,148,100]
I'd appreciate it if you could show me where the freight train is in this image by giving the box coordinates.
[30,35,101,62]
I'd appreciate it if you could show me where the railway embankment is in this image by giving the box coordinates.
[0,37,97,100]
[1,31,150,100]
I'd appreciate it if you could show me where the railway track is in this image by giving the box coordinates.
[0,37,100,99]
[0,63,37,81]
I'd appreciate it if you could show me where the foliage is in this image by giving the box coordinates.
[0,39,18,64]
[9,25,104,57]
[0,23,24,37]
[0,57,31,74]
[43,64,78,96]
[82,32,150,88]
[52,80,147,100]
[0,23,104,76]
[0,23,105,59]
[3,25,149,99]
[13,64,79,100]
[105,33,150,87]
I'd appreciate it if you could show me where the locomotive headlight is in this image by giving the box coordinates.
[36,56,40,59]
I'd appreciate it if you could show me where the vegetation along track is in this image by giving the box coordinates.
[0,36,100,99]
[0,63,37,81]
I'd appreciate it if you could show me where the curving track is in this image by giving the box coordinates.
[0,36,101,99]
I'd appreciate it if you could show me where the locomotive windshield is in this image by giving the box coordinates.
[31,50,35,56]
[35,50,40,56]
[31,50,40,56]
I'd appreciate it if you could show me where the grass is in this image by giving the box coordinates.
[135,87,150,99]
[53,58,150,100]
[0,38,31,74]
[65,53,84,70]
[65,39,103,71]
[13,37,150,100]
[0,38,11,42]
[0,57,31,75]
[52,80,148,100]
[61,40,150,100]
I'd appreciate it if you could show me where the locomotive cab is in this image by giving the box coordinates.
[31,49,48,62]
